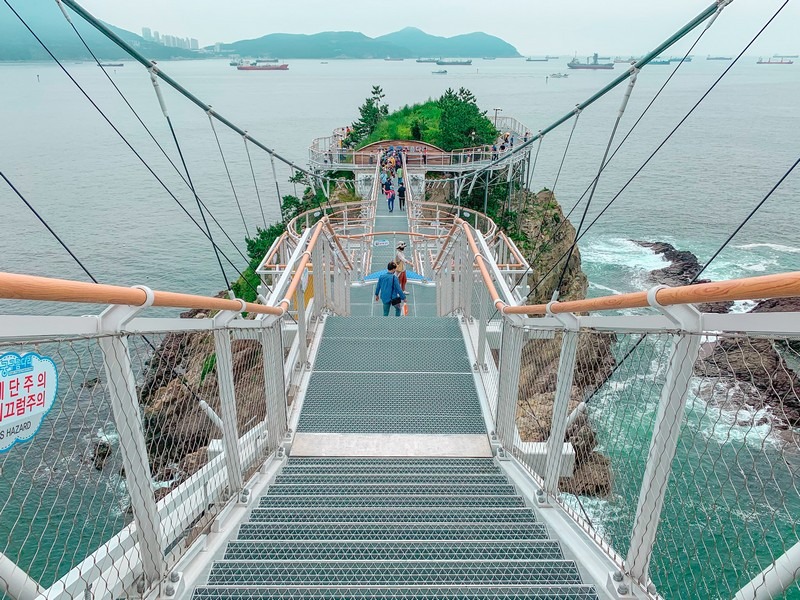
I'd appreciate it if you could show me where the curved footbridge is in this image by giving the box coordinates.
[190,166,605,600]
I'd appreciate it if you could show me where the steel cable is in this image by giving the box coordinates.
[3,0,265,299]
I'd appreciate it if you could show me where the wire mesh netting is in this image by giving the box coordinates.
[0,321,285,597]
[512,328,800,599]
[0,336,135,594]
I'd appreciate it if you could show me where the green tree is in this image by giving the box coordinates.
[345,85,389,146]
[437,87,497,150]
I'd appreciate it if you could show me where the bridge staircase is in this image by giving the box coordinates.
[190,175,602,599]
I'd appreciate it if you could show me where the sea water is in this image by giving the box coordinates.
[1,56,799,597]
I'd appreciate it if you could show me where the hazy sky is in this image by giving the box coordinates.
[76,0,798,55]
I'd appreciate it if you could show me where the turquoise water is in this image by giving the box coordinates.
[1,24,799,599]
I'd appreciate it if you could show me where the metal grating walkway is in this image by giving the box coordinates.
[190,172,599,599]
[296,317,485,436]
[193,458,600,600]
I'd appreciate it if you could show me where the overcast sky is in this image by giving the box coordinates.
[77,0,798,55]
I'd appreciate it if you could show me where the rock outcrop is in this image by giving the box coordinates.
[633,240,734,313]
[136,313,267,488]
[512,189,614,497]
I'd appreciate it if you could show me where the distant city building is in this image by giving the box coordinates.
[140,27,199,51]
[214,43,222,53]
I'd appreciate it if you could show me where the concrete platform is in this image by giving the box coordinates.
[291,433,493,457]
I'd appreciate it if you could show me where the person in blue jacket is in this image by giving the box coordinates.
[374,262,406,316]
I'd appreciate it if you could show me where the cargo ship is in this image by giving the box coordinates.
[415,57,439,63]
[526,57,548,62]
[757,57,794,64]
[567,53,614,70]
[707,55,733,60]
[436,59,472,66]
[237,63,289,70]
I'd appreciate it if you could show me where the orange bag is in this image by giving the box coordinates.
[402,303,409,316]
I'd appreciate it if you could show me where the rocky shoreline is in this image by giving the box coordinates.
[635,239,800,429]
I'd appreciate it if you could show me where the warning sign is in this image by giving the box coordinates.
[0,352,58,453]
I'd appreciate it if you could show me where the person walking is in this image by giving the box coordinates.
[395,243,409,292]
[397,183,406,211]
[386,188,396,212]
[374,262,406,316]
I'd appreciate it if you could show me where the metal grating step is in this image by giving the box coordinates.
[258,495,525,508]
[265,484,518,496]
[247,507,536,523]
[237,522,550,541]
[223,540,564,562]
[284,458,497,469]
[322,316,462,339]
[206,559,583,586]
[299,373,482,412]
[296,414,487,434]
[192,586,601,600]
[313,338,471,373]
[280,464,502,475]
[273,474,508,485]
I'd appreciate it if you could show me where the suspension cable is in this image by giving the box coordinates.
[3,0,264,298]
[269,154,285,223]
[1,171,97,283]
[208,110,249,237]
[503,22,715,307]
[585,153,798,406]
[552,108,581,194]
[58,0,338,185]
[244,136,268,229]
[523,1,786,303]
[149,68,231,293]
[694,155,800,281]
[552,69,640,301]
[52,0,251,265]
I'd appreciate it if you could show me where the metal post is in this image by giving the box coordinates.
[462,239,473,319]
[98,304,165,587]
[495,318,524,448]
[295,281,309,367]
[625,329,701,584]
[733,539,800,600]
[260,319,287,451]
[476,285,488,370]
[483,171,489,216]
[544,328,579,495]
[212,323,244,492]
[312,244,323,318]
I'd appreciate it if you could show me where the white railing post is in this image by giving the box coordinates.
[544,310,580,497]
[212,310,244,492]
[312,244,324,318]
[97,297,165,589]
[260,317,287,451]
[476,286,489,370]
[733,539,800,600]
[461,240,473,318]
[495,317,525,448]
[626,291,703,586]
[295,282,309,368]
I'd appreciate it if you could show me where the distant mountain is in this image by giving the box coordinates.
[374,27,519,58]
[221,27,520,59]
[0,0,197,61]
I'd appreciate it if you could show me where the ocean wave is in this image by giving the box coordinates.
[583,238,669,272]
[589,281,623,295]
[737,243,800,254]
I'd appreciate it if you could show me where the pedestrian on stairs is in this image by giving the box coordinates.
[374,262,406,316]
[397,183,406,211]
[395,243,409,292]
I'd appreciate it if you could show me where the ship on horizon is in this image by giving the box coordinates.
[237,63,289,71]
[416,57,439,63]
[567,53,614,70]
[757,57,794,64]
[436,58,473,66]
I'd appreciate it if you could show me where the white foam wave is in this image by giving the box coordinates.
[589,281,623,295]
[737,243,800,254]
[583,238,669,272]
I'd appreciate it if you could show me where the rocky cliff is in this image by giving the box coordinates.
[512,188,614,496]
[635,241,800,429]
